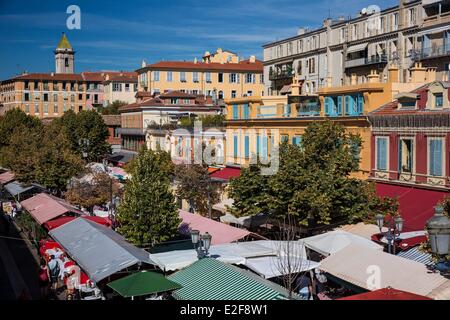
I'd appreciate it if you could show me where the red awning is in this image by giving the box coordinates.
[338,287,432,300]
[210,167,241,182]
[375,182,449,232]
[43,216,112,231]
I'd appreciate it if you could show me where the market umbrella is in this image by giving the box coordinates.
[107,271,182,298]
[337,287,432,300]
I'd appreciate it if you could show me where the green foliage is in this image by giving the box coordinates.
[98,100,127,115]
[179,114,225,129]
[228,120,398,230]
[116,147,181,247]
[0,108,42,165]
[174,164,220,216]
[52,110,111,162]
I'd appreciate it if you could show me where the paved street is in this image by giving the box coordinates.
[0,215,41,300]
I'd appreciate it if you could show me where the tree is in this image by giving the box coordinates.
[0,108,42,165]
[65,170,121,212]
[227,162,271,218]
[98,100,127,115]
[116,147,181,247]
[53,110,111,162]
[174,164,220,217]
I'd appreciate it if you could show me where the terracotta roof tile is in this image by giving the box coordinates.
[143,59,263,73]
[102,115,121,126]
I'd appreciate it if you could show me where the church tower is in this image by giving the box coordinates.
[55,32,75,74]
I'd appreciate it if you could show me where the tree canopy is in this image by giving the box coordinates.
[116,147,181,247]
[98,100,128,115]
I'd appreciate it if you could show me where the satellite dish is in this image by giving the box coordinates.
[361,8,367,15]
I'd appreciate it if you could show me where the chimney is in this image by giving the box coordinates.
[50,72,54,77]
[351,74,357,85]
[409,62,427,83]
[338,16,345,21]
[388,64,399,83]
[291,74,301,96]
[105,74,110,81]
[249,55,256,63]
[141,60,147,68]
[367,69,380,83]
[426,67,437,82]
[194,57,198,64]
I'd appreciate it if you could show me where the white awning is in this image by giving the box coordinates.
[319,244,449,299]
[347,43,368,54]
[245,256,320,279]
[299,230,383,257]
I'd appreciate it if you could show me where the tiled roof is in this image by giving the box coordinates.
[102,115,121,126]
[143,59,263,73]
[4,71,137,83]
[159,91,197,98]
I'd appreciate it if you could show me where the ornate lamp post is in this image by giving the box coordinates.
[376,214,404,254]
[190,230,212,259]
[426,206,450,258]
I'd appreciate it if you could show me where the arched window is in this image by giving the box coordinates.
[218,91,224,99]
[65,57,69,67]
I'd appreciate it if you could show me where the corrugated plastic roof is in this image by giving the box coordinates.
[167,258,290,300]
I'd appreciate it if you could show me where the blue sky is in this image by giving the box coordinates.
[0,0,397,79]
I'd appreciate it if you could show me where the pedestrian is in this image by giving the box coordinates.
[297,273,313,300]
[47,255,60,292]
[38,258,50,298]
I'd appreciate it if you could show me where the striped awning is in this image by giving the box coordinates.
[397,247,433,266]
[167,258,291,300]
[347,43,368,54]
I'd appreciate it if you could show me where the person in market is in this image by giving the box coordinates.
[38,258,50,299]
[47,255,60,292]
[297,273,313,300]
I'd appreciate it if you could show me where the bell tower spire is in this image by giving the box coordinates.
[54,32,75,74]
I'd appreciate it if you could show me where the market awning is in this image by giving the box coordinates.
[371,230,428,251]
[20,193,83,225]
[336,223,387,240]
[43,216,112,231]
[0,171,15,185]
[49,218,154,283]
[396,246,433,266]
[279,85,291,94]
[4,181,35,197]
[347,43,368,54]
[179,210,250,245]
[319,244,449,299]
[213,198,234,214]
[167,258,292,300]
[210,167,241,182]
[107,271,182,298]
[244,256,320,279]
[375,182,448,231]
[338,287,432,300]
[300,230,383,257]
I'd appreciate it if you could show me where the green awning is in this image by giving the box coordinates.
[107,271,182,298]
[167,258,290,300]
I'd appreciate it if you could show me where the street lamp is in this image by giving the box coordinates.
[426,206,450,257]
[376,214,405,254]
[190,230,212,259]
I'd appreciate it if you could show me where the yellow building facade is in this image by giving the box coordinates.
[225,65,429,178]
[136,48,264,100]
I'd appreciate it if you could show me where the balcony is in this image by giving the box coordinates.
[295,102,320,117]
[269,69,293,81]
[411,44,450,61]
[345,54,388,69]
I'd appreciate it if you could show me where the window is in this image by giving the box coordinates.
[247,91,253,97]
[44,104,48,114]
[53,94,58,102]
[345,94,363,116]
[78,93,83,100]
[392,13,399,31]
[324,96,342,116]
[153,71,160,82]
[232,104,239,119]
[134,84,138,92]
[292,135,302,146]
[256,134,261,156]
[233,134,238,158]
[65,58,69,67]
[205,72,211,83]
[231,90,237,98]
[399,138,413,173]
[53,104,58,114]
[193,72,199,83]
[25,104,30,113]
[435,93,443,108]
[408,8,416,26]
[218,91,224,99]
[43,93,48,102]
[246,73,253,83]
[297,60,303,75]
[114,127,120,138]
[429,139,444,177]
[218,73,223,83]
[281,135,289,143]
[244,135,250,158]
[260,74,264,84]
[308,58,315,74]
[243,104,250,119]
[167,71,173,82]
[113,83,122,92]
[229,73,237,83]
[24,93,30,101]
[34,104,39,114]
[125,83,130,92]
[376,137,388,171]
[180,72,186,82]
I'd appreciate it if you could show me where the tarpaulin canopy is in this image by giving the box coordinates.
[338,287,433,300]
[319,244,449,299]
[107,271,182,298]
[20,193,83,225]
[209,167,241,182]
[179,210,250,245]
[335,223,387,240]
[4,181,35,197]
[49,218,154,283]
[43,216,112,231]
[300,230,383,257]
[375,182,449,231]
[0,171,15,185]
[167,258,292,300]
[372,230,428,251]
[220,211,269,228]
[244,256,320,279]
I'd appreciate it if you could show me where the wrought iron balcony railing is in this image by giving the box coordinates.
[410,45,450,61]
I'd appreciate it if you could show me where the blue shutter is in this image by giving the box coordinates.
[262,136,268,158]
[233,104,239,119]
[256,135,261,156]
[357,94,364,115]
[243,104,249,119]
[376,139,381,170]
[430,140,443,176]
[233,135,238,158]
[345,96,350,115]
[446,31,450,52]
[325,97,331,115]
[244,135,249,158]
[337,96,343,115]
[398,139,403,172]
[429,140,435,176]
[377,138,387,171]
